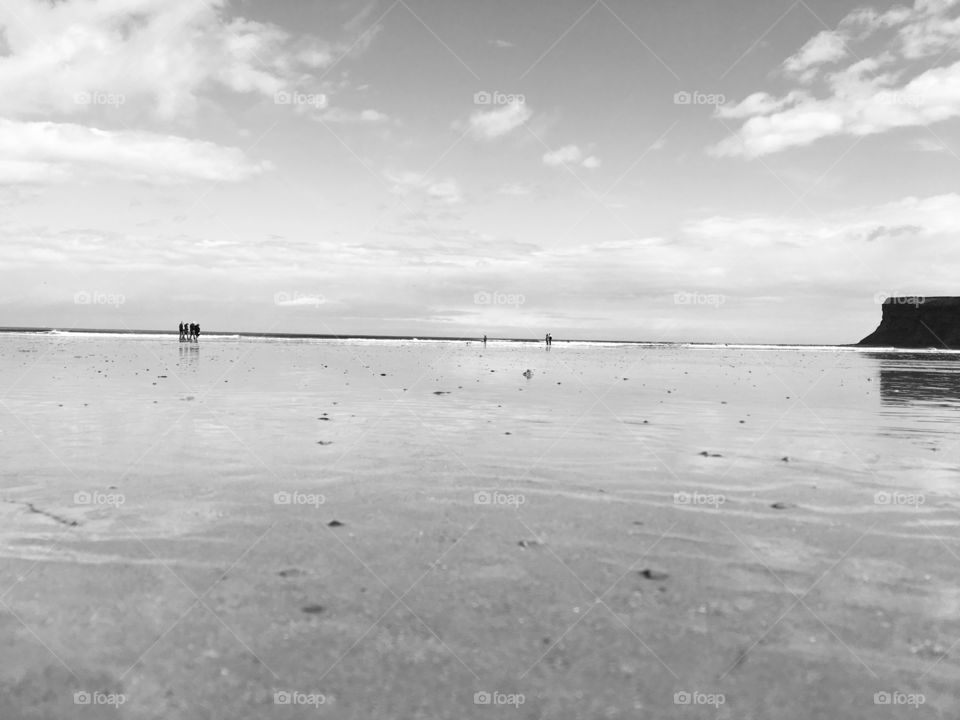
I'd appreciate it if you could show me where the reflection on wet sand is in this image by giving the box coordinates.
[870,352,960,405]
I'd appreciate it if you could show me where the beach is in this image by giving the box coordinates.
[0,332,958,718]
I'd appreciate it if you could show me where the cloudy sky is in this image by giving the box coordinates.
[2,0,960,342]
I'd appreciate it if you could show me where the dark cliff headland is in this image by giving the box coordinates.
[859,296,960,348]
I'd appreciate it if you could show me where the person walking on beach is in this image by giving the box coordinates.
[194,323,201,342]
[483,335,487,346]
[178,322,185,342]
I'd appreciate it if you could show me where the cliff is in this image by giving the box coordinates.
[858,296,960,348]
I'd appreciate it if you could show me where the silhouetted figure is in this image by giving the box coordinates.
[178,322,185,342]
[194,323,200,342]
[483,335,487,346]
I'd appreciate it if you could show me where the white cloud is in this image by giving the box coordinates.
[426,179,463,205]
[543,145,582,166]
[321,108,390,123]
[783,31,849,81]
[468,101,531,140]
[0,0,378,121]
[716,0,960,157]
[543,145,601,169]
[385,171,462,204]
[912,136,951,152]
[716,91,809,119]
[498,183,533,196]
[0,118,268,184]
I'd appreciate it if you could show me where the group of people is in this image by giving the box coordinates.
[179,322,201,342]
[545,333,553,346]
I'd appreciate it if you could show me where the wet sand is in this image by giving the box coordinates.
[0,334,958,718]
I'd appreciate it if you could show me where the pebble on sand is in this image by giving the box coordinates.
[301,604,325,614]
[327,520,344,527]
[639,569,668,581]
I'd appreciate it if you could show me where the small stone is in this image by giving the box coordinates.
[639,569,668,581]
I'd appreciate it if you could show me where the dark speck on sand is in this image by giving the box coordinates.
[301,604,325,614]
[327,520,344,527]
[639,569,669,581]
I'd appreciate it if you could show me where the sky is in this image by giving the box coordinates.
[2,0,960,343]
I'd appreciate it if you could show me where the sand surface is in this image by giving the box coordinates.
[0,333,958,718]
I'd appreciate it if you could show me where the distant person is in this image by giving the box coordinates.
[194,323,201,342]
[178,322,185,342]
[483,335,487,346]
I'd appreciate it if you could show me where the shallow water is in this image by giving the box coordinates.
[0,334,958,718]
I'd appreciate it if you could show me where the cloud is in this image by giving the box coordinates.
[0,0,380,120]
[912,136,951,152]
[0,118,268,184]
[468,101,531,140]
[783,31,849,81]
[385,171,462,204]
[320,108,390,123]
[714,0,960,158]
[543,145,582,166]
[498,183,533,196]
[543,145,601,169]
[426,180,463,205]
